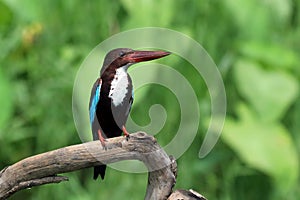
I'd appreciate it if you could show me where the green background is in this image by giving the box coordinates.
[1,0,300,199]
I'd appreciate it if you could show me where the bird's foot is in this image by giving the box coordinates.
[98,129,107,150]
[122,126,130,141]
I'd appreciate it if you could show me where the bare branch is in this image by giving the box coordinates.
[0,132,206,200]
[0,132,175,200]
[4,176,69,199]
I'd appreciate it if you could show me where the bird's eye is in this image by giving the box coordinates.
[119,52,125,57]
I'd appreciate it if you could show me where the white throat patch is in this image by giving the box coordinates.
[108,67,129,106]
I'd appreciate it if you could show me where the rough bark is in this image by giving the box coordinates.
[0,132,206,200]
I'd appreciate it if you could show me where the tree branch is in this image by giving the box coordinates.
[0,132,206,200]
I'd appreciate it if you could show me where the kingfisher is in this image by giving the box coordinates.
[89,48,170,180]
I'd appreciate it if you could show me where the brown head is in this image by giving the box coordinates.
[100,48,170,75]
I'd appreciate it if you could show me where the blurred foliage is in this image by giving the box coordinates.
[0,0,300,199]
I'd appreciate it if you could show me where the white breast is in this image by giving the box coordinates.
[109,67,129,106]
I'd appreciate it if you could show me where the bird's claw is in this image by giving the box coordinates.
[122,126,130,141]
[100,139,108,150]
[98,130,107,150]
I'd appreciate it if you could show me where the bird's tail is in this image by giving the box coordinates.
[94,165,107,180]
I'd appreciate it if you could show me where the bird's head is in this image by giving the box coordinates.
[100,48,170,75]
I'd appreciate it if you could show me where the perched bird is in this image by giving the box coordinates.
[89,48,170,180]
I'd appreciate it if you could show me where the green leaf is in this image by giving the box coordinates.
[223,0,271,39]
[120,0,174,27]
[234,59,298,122]
[3,0,44,21]
[240,41,299,70]
[265,0,292,24]
[0,0,13,33]
[0,68,13,134]
[222,104,299,193]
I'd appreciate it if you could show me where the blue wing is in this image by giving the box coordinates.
[89,79,101,126]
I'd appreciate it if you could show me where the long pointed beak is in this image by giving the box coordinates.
[125,50,171,63]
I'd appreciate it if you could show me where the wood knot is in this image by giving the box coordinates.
[135,132,157,144]
[136,132,146,137]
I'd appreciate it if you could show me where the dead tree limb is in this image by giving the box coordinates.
[0,132,206,200]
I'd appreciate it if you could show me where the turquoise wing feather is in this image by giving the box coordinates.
[89,79,101,126]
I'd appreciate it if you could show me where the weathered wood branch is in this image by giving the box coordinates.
[0,132,206,200]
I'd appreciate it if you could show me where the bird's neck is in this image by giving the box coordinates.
[100,63,131,82]
[101,66,131,106]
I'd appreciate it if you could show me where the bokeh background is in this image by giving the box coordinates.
[1,0,300,199]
